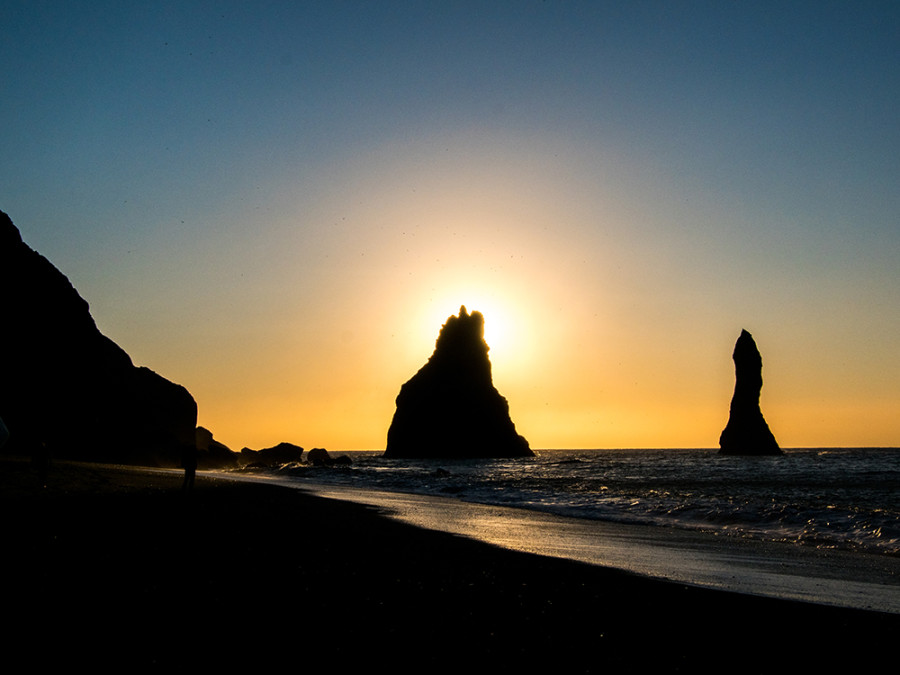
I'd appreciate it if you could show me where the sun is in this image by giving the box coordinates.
[417,290,525,363]
[480,307,507,353]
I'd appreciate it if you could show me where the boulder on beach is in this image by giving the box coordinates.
[385,305,532,459]
[719,329,781,455]
[0,209,197,465]
[240,442,305,466]
[195,426,239,469]
[306,447,352,466]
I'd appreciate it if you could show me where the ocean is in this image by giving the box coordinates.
[264,447,900,557]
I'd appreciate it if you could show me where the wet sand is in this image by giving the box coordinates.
[2,458,897,672]
[283,480,900,614]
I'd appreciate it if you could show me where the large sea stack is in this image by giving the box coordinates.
[385,306,532,459]
[718,329,781,455]
[0,210,197,465]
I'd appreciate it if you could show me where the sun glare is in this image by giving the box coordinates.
[417,289,528,368]
[482,309,507,353]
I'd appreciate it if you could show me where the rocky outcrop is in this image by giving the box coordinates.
[239,442,305,467]
[0,210,197,465]
[385,306,532,459]
[306,447,352,466]
[719,329,781,455]
[195,426,239,469]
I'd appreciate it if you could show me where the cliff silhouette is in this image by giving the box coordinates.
[0,210,197,466]
[385,306,532,459]
[719,329,781,455]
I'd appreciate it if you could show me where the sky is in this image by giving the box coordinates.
[2,1,899,450]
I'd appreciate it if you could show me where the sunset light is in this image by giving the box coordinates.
[3,4,898,663]
[2,3,899,452]
[419,294,528,367]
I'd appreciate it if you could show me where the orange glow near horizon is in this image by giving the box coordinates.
[5,4,900,455]
[187,287,900,453]
[67,132,900,454]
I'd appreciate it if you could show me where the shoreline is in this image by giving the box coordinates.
[253,476,900,615]
[3,458,897,671]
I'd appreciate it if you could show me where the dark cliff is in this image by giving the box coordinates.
[0,210,197,465]
[385,306,532,459]
[718,329,781,456]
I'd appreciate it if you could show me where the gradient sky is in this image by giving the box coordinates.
[2,1,899,450]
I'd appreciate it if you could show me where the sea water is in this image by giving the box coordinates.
[268,447,900,557]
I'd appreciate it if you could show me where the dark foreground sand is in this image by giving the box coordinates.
[2,458,896,673]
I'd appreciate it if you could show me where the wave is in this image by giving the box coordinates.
[247,447,900,557]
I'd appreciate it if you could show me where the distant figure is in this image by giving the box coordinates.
[33,440,51,485]
[719,329,781,455]
[0,416,8,449]
[181,444,198,492]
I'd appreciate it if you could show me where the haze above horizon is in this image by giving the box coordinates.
[2,2,898,450]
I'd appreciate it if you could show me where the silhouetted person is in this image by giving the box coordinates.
[0,416,8,449]
[33,440,50,486]
[181,444,197,492]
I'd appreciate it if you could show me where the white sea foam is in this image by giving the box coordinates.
[242,477,900,614]
[222,447,900,613]
[263,447,900,557]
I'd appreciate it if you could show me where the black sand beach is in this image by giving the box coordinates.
[2,458,896,673]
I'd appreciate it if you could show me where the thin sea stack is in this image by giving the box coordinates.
[719,329,781,455]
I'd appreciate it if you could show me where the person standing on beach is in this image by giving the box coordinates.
[33,440,50,486]
[181,443,197,492]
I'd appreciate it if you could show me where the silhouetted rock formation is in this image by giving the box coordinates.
[385,306,532,459]
[0,210,197,466]
[195,426,239,469]
[306,447,352,466]
[719,329,781,456]
[240,442,305,467]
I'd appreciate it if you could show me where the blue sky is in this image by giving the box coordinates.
[2,2,899,449]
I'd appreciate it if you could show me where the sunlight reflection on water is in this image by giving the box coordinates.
[264,447,900,556]
[269,479,900,615]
